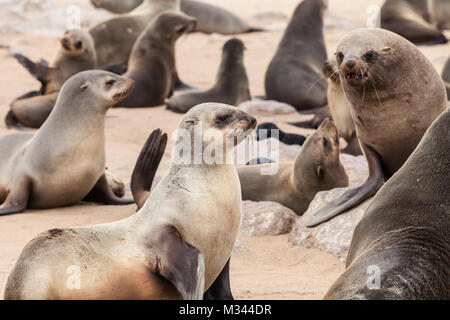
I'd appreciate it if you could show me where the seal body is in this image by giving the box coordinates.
[167,38,251,113]
[4,103,256,300]
[265,0,328,111]
[305,28,447,227]
[239,120,348,215]
[114,12,197,108]
[442,57,450,98]
[325,108,450,300]
[8,29,97,128]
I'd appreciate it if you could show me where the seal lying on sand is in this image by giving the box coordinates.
[166,38,251,113]
[305,28,447,227]
[4,103,256,300]
[7,29,97,128]
[325,107,450,300]
[265,0,328,111]
[0,71,134,216]
[238,120,349,215]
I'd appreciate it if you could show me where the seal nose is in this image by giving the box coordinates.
[345,59,356,69]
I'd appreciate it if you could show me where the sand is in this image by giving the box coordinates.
[0,0,449,300]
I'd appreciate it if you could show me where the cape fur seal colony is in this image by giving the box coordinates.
[325,107,450,300]
[0,71,134,216]
[4,103,257,300]
[166,38,251,113]
[113,12,197,108]
[265,0,328,111]
[305,28,447,227]
[239,120,349,215]
[6,29,97,128]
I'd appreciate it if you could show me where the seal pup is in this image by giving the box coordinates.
[256,122,306,146]
[264,0,328,111]
[89,0,180,67]
[442,57,450,98]
[166,38,251,113]
[322,60,361,156]
[4,103,257,300]
[380,0,448,45]
[304,28,447,227]
[114,12,197,108]
[7,29,97,128]
[0,71,134,216]
[325,107,450,300]
[238,120,349,215]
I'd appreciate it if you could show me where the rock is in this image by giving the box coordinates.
[340,154,368,186]
[239,100,297,116]
[240,201,297,237]
[289,188,373,262]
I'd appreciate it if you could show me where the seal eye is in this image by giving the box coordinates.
[105,79,116,88]
[336,52,344,64]
[322,137,329,149]
[363,50,376,61]
[217,114,230,122]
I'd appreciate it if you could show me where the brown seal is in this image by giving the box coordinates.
[7,29,97,128]
[238,120,349,215]
[114,12,197,108]
[305,28,447,227]
[0,71,134,216]
[381,0,448,45]
[166,38,251,113]
[325,107,450,300]
[442,57,450,98]
[4,103,256,300]
[265,0,328,111]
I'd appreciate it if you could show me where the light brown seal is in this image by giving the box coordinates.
[114,12,197,108]
[305,28,447,227]
[4,103,256,300]
[324,107,450,300]
[265,0,328,111]
[0,71,134,216]
[7,29,97,128]
[238,120,349,215]
[166,38,251,113]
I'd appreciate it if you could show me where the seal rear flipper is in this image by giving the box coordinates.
[305,145,384,227]
[0,176,31,216]
[131,129,167,209]
[203,259,233,300]
[13,53,51,84]
[84,173,134,205]
[5,110,22,129]
[155,225,205,300]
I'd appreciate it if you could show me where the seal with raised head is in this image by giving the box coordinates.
[305,28,447,227]
[324,107,450,300]
[114,12,197,108]
[381,0,448,45]
[7,29,97,128]
[166,38,251,113]
[238,120,349,215]
[0,71,134,216]
[265,0,328,111]
[4,103,257,300]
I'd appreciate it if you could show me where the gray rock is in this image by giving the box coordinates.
[340,154,368,186]
[239,100,297,116]
[240,201,297,237]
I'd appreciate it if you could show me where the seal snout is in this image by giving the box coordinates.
[112,78,135,102]
[340,58,369,86]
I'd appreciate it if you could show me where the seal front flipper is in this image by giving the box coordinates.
[154,225,205,300]
[13,53,51,84]
[305,145,384,227]
[203,259,233,300]
[131,129,167,209]
[84,173,134,205]
[0,176,32,216]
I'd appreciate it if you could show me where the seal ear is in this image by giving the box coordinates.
[80,82,91,90]
[316,165,323,178]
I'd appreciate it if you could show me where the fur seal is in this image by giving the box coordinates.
[91,0,143,14]
[7,29,97,128]
[89,0,180,67]
[4,103,256,300]
[114,12,197,108]
[0,71,134,216]
[434,0,450,29]
[166,38,251,113]
[265,0,328,111]
[442,57,450,98]
[256,122,306,146]
[238,120,349,215]
[381,0,448,45]
[322,60,362,156]
[325,107,450,300]
[305,28,447,227]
